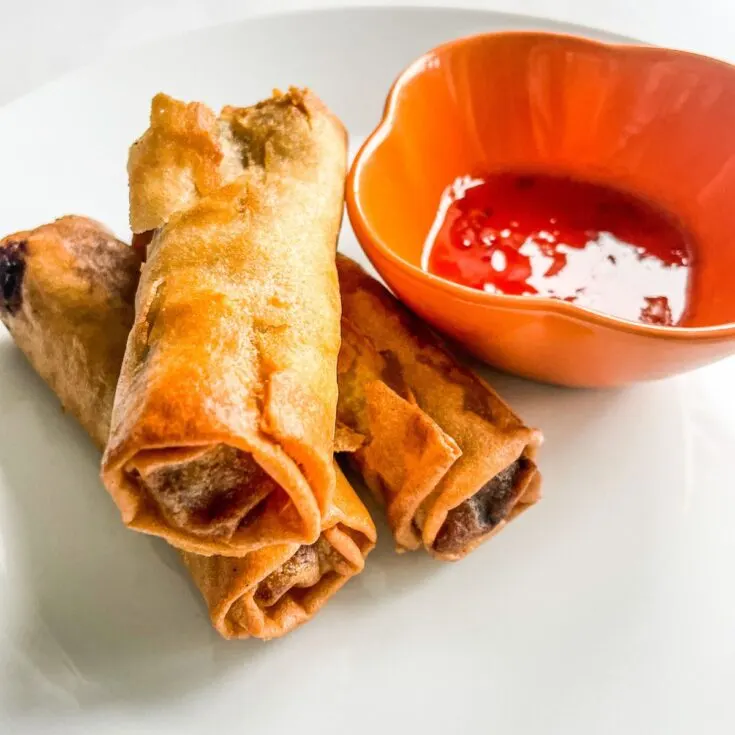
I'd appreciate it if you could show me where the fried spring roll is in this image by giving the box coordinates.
[335,255,542,560]
[102,89,347,556]
[184,470,375,639]
[0,217,375,640]
[1,213,539,563]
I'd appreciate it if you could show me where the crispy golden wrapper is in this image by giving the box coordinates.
[1,213,540,563]
[102,89,346,556]
[184,470,374,639]
[336,255,542,560]
[0,217,375,640]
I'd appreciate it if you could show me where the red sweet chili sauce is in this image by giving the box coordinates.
[424,173,693,326]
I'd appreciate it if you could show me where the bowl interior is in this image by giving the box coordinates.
[355,33,735,328]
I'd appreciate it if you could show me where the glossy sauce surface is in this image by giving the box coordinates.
[424,173,693,325]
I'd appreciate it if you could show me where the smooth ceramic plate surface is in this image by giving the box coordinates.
[0,7,733,734]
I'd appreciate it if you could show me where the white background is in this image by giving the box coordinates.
[2,0,735,107]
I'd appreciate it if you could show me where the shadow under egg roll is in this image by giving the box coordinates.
[335,255,542,560]
[0,217,375,640]
[102,89,347,556]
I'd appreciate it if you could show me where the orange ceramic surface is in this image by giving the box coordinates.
[346,32,735,387]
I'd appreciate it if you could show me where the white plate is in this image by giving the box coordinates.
[0,6,733,734]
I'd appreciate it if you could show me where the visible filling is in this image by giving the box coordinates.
[433,458,530,555]
[255,536,344,608]
[0,240,27,315]
[128,444,282,538]
[131,230,154,258]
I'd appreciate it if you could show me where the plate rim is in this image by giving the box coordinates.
[0,4,642,116]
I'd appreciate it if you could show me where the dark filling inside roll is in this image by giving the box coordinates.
[255,536,345,608]
[127,444,283,538]
[255,545,321,607]
[131,230,154,258]
[433,458,532,556]
[0,240,28,316]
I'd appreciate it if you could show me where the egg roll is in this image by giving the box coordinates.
[0,217,375,640]
[335,255,542,560]
[183,467,375,639]
[102,89,347,556]
[1,213,539,563]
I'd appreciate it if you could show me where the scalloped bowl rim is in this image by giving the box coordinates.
[346,30,735,341]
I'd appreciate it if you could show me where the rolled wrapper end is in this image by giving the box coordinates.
[182,466,377,640]
[425,429,543,561]
[0,217,140,448]
[128,93,224,234]
[128,87,347,237]
[101,420,325,557]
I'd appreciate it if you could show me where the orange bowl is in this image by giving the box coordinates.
[346,32,735,387]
